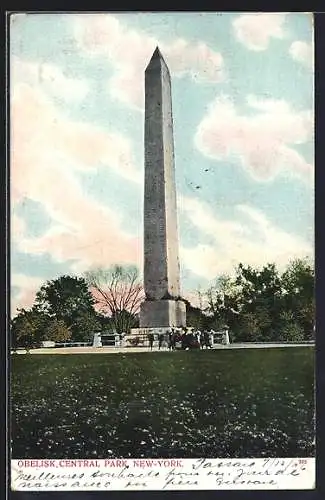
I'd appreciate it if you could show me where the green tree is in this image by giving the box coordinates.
[44,319,71,342]
[227,263,282,341]
[235,263,282,312]
[205,274,242,327]
[278,311,305,342]
[202,259,314,343]
[232,306,272,342]
[72,311,101,342]
[10,308,49,350]
[232,312,260,342]
[280,258,315,339]
[34,275,99,341]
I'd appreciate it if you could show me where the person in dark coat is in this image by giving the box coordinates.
[158,333,164,350]
[167,330,173,350]
[148,332,154,351]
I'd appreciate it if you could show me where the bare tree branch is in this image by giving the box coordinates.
[84,266,145,333]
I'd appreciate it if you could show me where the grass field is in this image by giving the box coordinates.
[11,347,315,458]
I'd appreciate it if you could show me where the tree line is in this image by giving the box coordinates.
[188,258,315,343]
[11,266,144,350]
[11,258,314,349]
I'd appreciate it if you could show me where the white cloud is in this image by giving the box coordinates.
[11,78,142,273]
[11,274,45,316]
[11,79,141,204]
[232,13,287,51]
[72,14,224,109]
[195,94,313,184]
[11,57,90,103]
[289,40,314,69]
[179,195,312,280]
[11,273,44,290]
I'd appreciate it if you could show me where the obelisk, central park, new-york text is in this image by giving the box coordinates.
[140,47,186,329]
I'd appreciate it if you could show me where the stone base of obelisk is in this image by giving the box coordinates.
[139,299,186,328]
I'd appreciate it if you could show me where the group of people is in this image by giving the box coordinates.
[147,328,216,351]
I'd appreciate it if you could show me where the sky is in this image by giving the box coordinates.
[10,12,314,315]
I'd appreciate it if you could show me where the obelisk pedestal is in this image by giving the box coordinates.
[140,299,186,328]
[139,47,186,329]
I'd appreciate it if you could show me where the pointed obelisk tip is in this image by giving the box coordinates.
[146,46,169,72]
[152,46,162,58]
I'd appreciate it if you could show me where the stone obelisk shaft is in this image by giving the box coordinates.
[140,47,186,328]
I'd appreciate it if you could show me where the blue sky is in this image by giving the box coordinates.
[10,12,314,313]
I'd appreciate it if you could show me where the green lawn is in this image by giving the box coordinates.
[11,347,315,458]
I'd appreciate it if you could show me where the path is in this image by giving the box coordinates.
[12,343,314,355]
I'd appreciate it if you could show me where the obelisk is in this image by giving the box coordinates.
[139,47,186,329]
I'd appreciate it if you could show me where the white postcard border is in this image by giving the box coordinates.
[11,457,315,491]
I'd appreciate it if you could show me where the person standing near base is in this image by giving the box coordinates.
[158,333,164,350]
[148,331,154,351]
[167,329,172,350]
